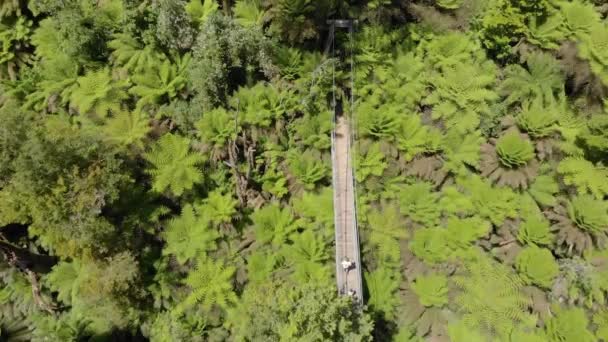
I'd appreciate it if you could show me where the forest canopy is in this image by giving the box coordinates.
[1,0,608,341]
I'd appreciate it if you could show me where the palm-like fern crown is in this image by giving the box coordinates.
[163,204,219,265]
[399,182,441,227]
[233,0,265,28]
[515,246,559,288]
[365,268,401,320]
[411,274,449,307]
[558,157,608,199]
[186,0,219,25]
[202,190,238,225]
[103,111,150,148]
[560,0,600,37]
[567,195,608,234]
[421,33,479,70]
[196,107,239,148]
[424,61,497,133]
[144,134,205,196]
[501,52,564,106]
[287,149,328,189]
[177,257,236,314]
[516,99,559,138]
[454,256,533,338]
[108,33,165,73]
[545,307,596,342]
[495,131,535,168]
[251,202,297,246]
[69,68,128,117]
[357,103,400,139]
[517,214,554,246]
[285,229,329,264]
[578,24,608,85]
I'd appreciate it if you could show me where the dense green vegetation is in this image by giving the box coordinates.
[0,0,608,341]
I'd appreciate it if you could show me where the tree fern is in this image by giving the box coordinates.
[163,204,219,265]
[103,111,150,149]
[365,267,401,320]
[174,257,236,314]
[365,202,407,266]
[420,33,480,71]
[129,55,190,110]
[283,229,329,265]
[233,0,265,28]
[545,306,595,342]
[246,251,277,284]
[559,0,600,38]
[0,17,32,81]
[527,173,559,207]
[200,190,238,226]
[525,13,566,50]
[69,68,128,118]
[196,107,239,150]
[144,134,205,196]
[185,0,219,25]
[411,274,449,307]
[442,129,483,176]
[409,227,451,264]
[251,202,298,247]
[500,52,564,107]
[396,114,442,162]
[423,61,498,133]
[441,175,519,226]
[495,131,535,167]
[578,24,608,86]
[453,256,534,338]
[515,246,558,288]
[357,103,400,139]
[286,149,329,190]
[23,54,78,112]
[517,213,554,246]
[355,142,387,182]
[558,157,608,199]
[291,187,334,228]
[516,99,559,139]
[398,182,441,227]
[108,33,165,73]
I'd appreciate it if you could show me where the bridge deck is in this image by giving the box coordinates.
[332,116,363,303]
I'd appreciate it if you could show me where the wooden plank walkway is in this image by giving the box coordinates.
[332,116,364,304]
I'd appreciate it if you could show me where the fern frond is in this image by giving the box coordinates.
[515,246,558,288]
[163,204,219,264]
[558,157,608,199]
[411,274,449,307]
[144,134,205,196]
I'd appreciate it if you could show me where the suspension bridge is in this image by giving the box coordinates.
[328,19,364,304]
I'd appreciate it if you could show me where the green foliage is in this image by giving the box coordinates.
[515,246,559,288]
[545,306,595,342]
[423,61,498,133]
[186,0,219,24]
[453,255,534,338]
[516,99,559,138]
[251,202,298,247]
[500,52,564,107]
[228,282,373,341]
[411,274,449,307]
[69,68,128,118]
[441,175,519,226]
[163,204,219,265]
[129,55,190,110]
[108,33,165,73]
[495,130,535,168]
[559,0,600,38]
[436,0,463,10]
[103,111,150,148]
[365,267,401,320]
[0,17,33,80]
[558,157,608,199]
[233,0,265,28]
[365,203,407,266]
[398,182,441,227]
[145,134,205,196]
[567,195,608,237]
[517,214,554,246]
[356,142,387,182]
[578,24,608,86]
[287,149,329,190]
[174,256,237,314]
